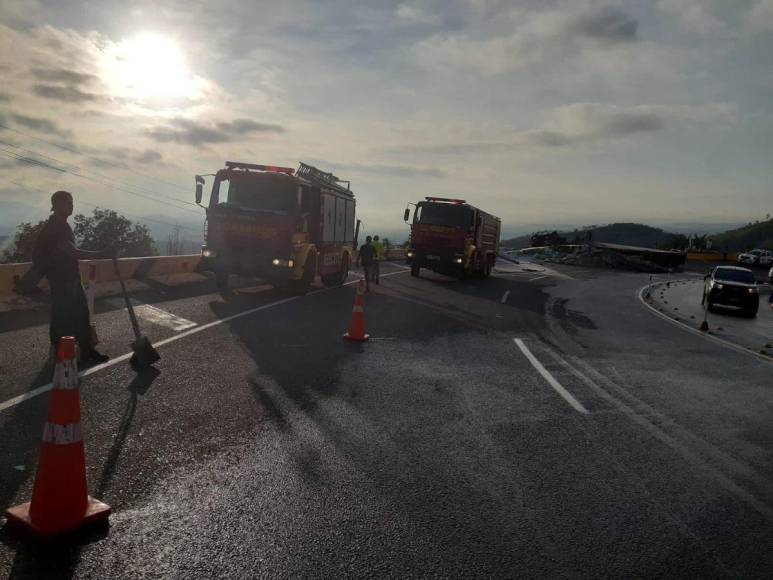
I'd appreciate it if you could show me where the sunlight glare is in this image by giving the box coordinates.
[105,34,196,102]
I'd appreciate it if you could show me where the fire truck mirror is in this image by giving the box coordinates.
[195,175,205,204]
[403,208,410,222]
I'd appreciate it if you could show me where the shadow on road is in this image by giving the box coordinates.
[2,523,108,580]
[96,367,160,498]
[209,272,543,568]
[0,362,54,524]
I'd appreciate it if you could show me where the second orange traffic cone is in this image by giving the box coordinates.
[5,336,111,538]
[343,280,369,342]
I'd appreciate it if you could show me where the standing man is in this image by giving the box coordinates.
[34,190,112,365]
[357,235,375,292]
[371,235,385,285]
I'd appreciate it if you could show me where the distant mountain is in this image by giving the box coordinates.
[650,222,747,235]
[710,219,773,251]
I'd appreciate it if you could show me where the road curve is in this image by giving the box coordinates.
[0,261,771,578]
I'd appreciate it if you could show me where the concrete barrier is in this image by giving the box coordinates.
[687,252,738,262]
[385,248,406,260]
[0,255,201,298]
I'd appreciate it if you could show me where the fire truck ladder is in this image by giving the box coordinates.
[297,162,351,194]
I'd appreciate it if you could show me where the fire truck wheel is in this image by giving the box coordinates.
[293,253,317,292]
[410,262,420,277]
[215,267,229,289]
[322,254,349,286]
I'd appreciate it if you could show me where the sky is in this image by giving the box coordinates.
[0,0,771,242]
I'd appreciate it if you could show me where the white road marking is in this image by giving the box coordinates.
[529,275,549,282]
[513,338,589,414]
[637,283,771,364]
[0,269,409,413]
[107,298,197,331]
[501,290,510,304]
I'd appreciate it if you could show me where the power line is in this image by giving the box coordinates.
[0,144,202,216]
[0,138,200,213]
[4,179,202,232]
[0,121,194,197]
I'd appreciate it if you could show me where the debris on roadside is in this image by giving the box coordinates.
[529,244,672,273]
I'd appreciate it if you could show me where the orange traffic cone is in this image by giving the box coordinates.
[343,280,370,342]
[5,336,111,538]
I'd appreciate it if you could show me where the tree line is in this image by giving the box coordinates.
[1,208,157,264]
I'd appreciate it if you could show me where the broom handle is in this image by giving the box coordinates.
[112,258,142,340]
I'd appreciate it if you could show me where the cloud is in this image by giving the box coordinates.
[747,0,773,32]
[147,117,285,145]
[656,0,729,35]
[31,83,98,103]
[318,160,446,178]
[134,149,163,164]
[31,67,97,85]
[545,103,664,141]
[413,4,641,75]
[395,3,441,26]
[569,7,638,42]
[383,102,735,155]
[7,112,72,137]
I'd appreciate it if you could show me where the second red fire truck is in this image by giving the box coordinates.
[404,197,501,279]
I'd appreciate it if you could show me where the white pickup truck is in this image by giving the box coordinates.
[737,249,773,266]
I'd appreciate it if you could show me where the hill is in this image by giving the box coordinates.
[710,219,773,251]
[502,222,677,249]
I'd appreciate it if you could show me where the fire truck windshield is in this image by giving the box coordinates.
[217,176,297,212]
[416,203,473,228]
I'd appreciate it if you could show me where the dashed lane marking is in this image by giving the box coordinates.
[0,269,409,414]
[529,275,550,282]
[501,290,510,304]
[513,338,589,414]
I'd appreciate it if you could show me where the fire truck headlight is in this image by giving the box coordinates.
[407,251,415,258]
[288,259,295,268]
[272,258,294,267]
[456,257,463,264]
[202,248,216,258]
[272,258,280,266]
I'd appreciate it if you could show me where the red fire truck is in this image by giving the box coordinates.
[404,197,501,279]
[195,161,359,290]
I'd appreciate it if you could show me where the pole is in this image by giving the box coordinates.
[86,263,96,317]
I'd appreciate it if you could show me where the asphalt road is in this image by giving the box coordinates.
[645,277,772,356]
[0,260,772,578]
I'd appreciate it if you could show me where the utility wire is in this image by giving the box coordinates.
[4,179,202,232]
[0,138,200,213]
[0,145,202,215]
[0,133,196,205]
[0,121,193,197]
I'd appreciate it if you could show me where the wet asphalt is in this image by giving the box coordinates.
[0,260,772,578]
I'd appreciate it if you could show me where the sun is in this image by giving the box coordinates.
[104,33,197,102]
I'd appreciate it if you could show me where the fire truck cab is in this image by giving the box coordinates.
[195,161,359,290]
[404,197,501,279]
